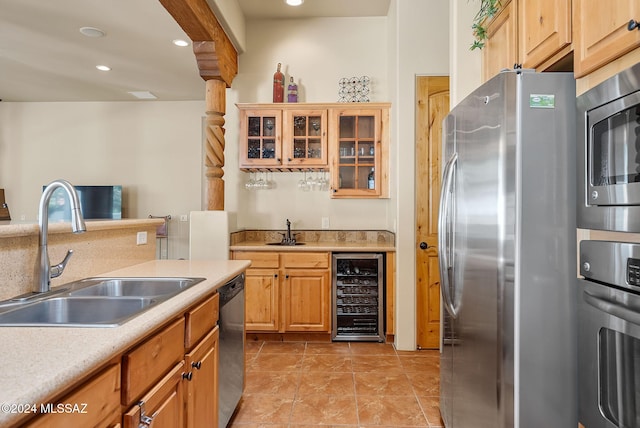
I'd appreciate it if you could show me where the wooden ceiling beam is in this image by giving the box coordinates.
[159,0,238,87]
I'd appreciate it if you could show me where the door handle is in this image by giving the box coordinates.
[419,242,429,250]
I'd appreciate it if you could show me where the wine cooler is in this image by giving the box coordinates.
[332,253,384,342]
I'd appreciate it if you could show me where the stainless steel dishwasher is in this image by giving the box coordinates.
[218,273,245,427]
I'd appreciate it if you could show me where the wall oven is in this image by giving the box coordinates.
[578,62,640,232]
[579,240,640,427]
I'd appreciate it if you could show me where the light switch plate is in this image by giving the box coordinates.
[321,217,330,229]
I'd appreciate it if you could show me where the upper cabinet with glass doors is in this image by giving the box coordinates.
[328,105,389,198]
[282,109,328,167]
[237,103,390,198]
[238,104,327,170]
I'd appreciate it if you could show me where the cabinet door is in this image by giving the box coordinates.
[239,109,282,169]
[282,109,328,167]
[282,269,331,332]
[245,268,280,331]
[518,0,571,69]
[123,361,185,428]
[24,364,121,428]
[185,327,219,428]
[329,107,388,198]
[574,0,640,77]
[482,0,518,81]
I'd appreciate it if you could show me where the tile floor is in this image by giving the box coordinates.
[229,341,444,427]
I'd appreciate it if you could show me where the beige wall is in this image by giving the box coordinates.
[225,16,392,232]
[0,101,204,259]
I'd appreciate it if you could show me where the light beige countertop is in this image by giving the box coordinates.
[0,218,164,238]
[230,241,395,252]
[0,259,250,427]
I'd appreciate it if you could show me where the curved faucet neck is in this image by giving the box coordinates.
[36,180,86,293]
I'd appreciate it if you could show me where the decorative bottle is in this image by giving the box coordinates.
[273,63,284,103]
[367,168,375,189]
[287,77,298,103]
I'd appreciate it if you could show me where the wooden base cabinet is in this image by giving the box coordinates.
[184,328,219,428]
[123,362,185,428]
[233,251,331,334]
[24,364,121,428]
[16,290,224,428]
[282,268,331,332]
[244,268,280,331]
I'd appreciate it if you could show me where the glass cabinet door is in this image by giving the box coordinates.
[282,110,328,167]
[239,109,282,168]
[330,109,382,197]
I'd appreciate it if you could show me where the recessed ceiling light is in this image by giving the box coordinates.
[96,65,111,71]
[285,0,304,5]
[128,91,157,100]
[172,39,190,47]
[79,27,106,38]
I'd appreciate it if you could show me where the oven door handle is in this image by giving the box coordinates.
[584,289,640,325]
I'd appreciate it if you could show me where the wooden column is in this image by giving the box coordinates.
[204,79,226,210]
[158,1,238,210]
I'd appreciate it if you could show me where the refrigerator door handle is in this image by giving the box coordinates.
[438,152,458,318]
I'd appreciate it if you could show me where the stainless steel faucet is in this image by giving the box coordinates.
[36,180,86,293]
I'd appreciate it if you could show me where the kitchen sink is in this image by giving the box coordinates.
[68,277,205,297]
[266,242,306,246]
[0,277,206,327]
[0,297,155,327]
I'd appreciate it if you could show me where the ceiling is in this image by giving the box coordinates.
[0,0,390,103]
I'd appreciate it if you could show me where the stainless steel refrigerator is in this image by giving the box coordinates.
[438,70,577,428]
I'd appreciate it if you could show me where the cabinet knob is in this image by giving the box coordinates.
[285,274,290,279]
[628,19,640,31]
[419,242,429,250]
[192,361,202,370]
[182,372,193,381]
[274,273,278,278]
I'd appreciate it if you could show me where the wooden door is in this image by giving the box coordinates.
[244,268,280,331]
[482,0,518,81]
[518,0,571,69]
[573,0,640,77]
[416,76,449,350]
[282,269,331,332]
[185,327,219,428]
[123,361,185,428]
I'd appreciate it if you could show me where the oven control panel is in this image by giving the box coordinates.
[628,258,640,286]
[581,240,640,293]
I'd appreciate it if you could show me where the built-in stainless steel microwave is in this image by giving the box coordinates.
[578,62,640,232]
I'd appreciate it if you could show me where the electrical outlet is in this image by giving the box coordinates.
[136,231,148,245]
[321,217,330,229]
[180,214,188,222]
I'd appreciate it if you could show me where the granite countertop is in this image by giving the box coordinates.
[0,259,250,427]
[230,230,396,252]
[230,240,395,252]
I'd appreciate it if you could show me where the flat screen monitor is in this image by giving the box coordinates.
[44,185,122,221]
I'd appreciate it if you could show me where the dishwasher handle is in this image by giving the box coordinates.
[219,274,245,305]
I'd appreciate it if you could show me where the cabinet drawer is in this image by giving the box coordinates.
[233,251,279,268]
[25,364,121,428]
[185,293,219,349]
[281,252,330,269]
[123,361,185,428]
[122,317,185,406]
